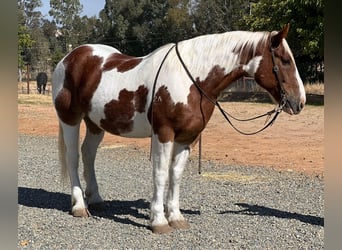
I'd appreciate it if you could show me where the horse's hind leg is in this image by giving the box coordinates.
[59,121,90,217]
[81,119,104,209]
[167,142,190,229]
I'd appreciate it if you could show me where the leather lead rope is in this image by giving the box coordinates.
[149,44,176,161]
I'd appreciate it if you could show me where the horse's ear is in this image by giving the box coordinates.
[271,23,290,49]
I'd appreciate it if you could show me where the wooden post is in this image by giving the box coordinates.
[26,64,30,94]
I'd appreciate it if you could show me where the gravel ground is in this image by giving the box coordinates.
[18,135,324,249]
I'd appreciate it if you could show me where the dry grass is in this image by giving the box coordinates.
[18,82,52,106]
[304,82,324,95]
[18,93,52,106]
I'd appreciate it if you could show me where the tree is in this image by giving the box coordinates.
[241,0,324,82]
[18,0,43,29]
[18,0,43,79]
[101,0,170,55]
[49,0,83,52]
[163,0,194,42]
[18,25,35,81]
[193,0,250,35]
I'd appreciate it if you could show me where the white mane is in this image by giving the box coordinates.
[174,31,270,80]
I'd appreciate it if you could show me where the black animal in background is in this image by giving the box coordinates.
[36,72,48,94]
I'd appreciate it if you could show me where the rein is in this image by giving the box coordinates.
[149,44,176,159]
[174,42,287,135]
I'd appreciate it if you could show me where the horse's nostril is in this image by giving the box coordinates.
[299,102,304,110]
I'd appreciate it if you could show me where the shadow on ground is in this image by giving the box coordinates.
[220,202,324,227]
[18,186,200,230]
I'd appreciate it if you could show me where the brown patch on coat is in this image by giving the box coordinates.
[254,45,281,102]
[230,32,286,104]
[100,85,148,135]
[233,43,258,65]
[151,65,246,144]
[54,45,103,125]
[194,65,246,98]
[103,53,143,72]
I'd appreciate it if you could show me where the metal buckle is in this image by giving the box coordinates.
[273,65,279,73]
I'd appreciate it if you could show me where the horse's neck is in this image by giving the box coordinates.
[176,33,247,97]
[176,31,269,98]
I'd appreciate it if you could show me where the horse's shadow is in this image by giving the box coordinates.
[18,187,200,229]
[18,187,150,228]
[220,203,324,227]
[18,187,70,212]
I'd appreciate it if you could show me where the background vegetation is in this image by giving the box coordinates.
[18,0,324,83]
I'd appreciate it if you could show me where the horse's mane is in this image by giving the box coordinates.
[174,31,271,75]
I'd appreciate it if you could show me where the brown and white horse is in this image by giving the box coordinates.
[52,24,305,234]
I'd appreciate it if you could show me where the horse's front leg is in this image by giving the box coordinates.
[167,142,190,229]
[150,134,174,234]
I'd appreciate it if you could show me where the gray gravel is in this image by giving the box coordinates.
[18,135,324,249]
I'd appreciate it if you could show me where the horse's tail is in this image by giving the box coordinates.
[58,122,68,182]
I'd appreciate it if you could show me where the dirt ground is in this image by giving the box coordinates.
[18,97,324,177]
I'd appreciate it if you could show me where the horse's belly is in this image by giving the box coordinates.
[120,112,152,138]
[88,108,151,138]
[88,71,152,138]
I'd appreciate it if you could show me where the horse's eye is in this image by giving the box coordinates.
[281,58,291,66]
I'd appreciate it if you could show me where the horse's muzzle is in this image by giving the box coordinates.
[284,96,306,115]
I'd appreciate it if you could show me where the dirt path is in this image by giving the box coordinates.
[18,100,324,177]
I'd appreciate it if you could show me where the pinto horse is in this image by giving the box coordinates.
[52,24,305,234]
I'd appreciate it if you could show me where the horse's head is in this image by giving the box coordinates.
[254,24,306,115]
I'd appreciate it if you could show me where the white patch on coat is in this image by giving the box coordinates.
[282,40,306,103]
[242,56,263,77]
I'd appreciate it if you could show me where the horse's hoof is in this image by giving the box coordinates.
[88,202,105,211]
[151,224,174,234]
[72,208,91,217]
[169,220,190,230]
